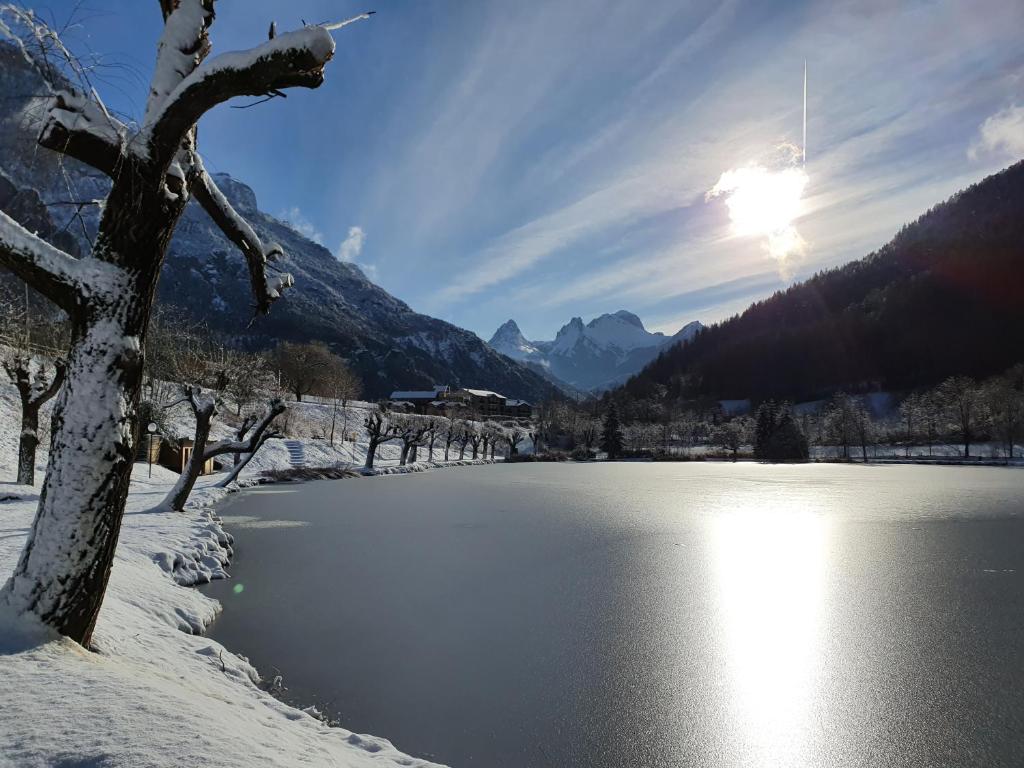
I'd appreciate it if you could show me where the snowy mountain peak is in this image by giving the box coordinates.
[488,319,543,362]
[594,310,645,331]
[493,319,523,338]
[560,317,585,334]
[583,311,665,351]
[211,173,258,213]
[673,320,704,342]
[486,310,704,392]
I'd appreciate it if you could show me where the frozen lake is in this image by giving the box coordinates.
[203,462,1024,767]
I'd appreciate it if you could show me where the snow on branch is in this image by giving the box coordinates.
[37,90,129,177]
[144,0,215,126]
[144,26,337,161]
[192,161,293,315]
[0,209,116,312]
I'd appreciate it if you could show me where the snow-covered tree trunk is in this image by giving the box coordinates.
[163,389,217,513]
[0,4,367,645]
[364,409,392,470]
[3,357,65,485]
[17,407,39,485]
[365,435,380,469]
[4,315,150,642]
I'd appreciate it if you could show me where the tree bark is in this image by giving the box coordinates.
[164,403,215,513]
[4,312,148,645]
[365,436,379,469]
[16,406,40,486]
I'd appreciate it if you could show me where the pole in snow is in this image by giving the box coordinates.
[147,422,157,477]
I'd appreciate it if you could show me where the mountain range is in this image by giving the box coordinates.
[0,44,560,402]
[620,159,1024,404]
[488,311,703,392]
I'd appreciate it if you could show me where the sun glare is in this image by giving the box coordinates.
[707,164,809,261]
[712,505,829,765]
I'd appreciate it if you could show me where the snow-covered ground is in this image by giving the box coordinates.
[0,385,466,767]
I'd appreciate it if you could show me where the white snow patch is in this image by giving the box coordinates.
[0,381,448,767]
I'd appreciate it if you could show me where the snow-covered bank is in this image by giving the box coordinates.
[360,458,497,476]
[0,466,445,767]
[0,389,463,766]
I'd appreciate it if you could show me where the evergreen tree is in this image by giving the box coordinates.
[767,411,810,461]
[600,403,624,460]
[754,401,809,461]
[753,401,778,460]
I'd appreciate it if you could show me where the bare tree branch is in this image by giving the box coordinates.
[0,208,120,311]
[145,26,337,163]
[192,159,293,315]
[202,398,285,456]
[321,12,375,31]
[37,90,128,177]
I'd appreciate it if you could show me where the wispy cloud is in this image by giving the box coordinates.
[969,105,1024,161]
[337,225,366,262]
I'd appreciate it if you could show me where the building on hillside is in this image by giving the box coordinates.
[505,399,533,419]
[447,388,507,417]
[387,385,532,419]
[388,385,450,414]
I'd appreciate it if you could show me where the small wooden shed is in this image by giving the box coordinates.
[159,439,215,476]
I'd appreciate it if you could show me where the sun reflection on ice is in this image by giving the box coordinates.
[711,504,829,766]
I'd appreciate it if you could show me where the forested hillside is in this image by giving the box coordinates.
[621,160,1024,403]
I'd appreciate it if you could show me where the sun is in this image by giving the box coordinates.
[707,164,809,261]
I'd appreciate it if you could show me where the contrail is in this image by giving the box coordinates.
[802,59,807,165]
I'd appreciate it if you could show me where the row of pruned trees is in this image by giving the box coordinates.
[362,406,528,468]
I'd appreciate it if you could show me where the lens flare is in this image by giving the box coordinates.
[707,164,809,262]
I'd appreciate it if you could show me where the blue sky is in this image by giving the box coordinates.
[34,0,1024,340]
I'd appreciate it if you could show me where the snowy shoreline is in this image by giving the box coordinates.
[0,433,477,767]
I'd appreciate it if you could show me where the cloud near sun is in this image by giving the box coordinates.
[706,161,809,264]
